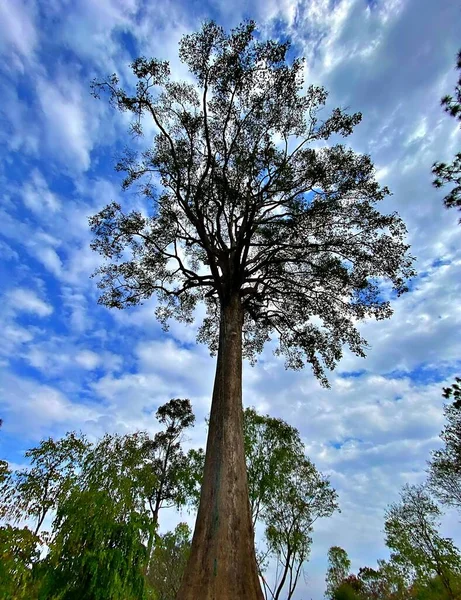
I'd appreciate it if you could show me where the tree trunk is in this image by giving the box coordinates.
[177,293,264,600]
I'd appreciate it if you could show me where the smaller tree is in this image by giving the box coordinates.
[432,50,461,218]
[143,399,195,522]
[262,456,338,600]
[146,523,192,600]
[243,409,304,529]
[428,380,461,511]
[355,562,413,600]
[0,432,90,535]
[325,546,352,599]
[356,566,382,600]
[141,398,195,563]
[384,485,461,600]
[332,575,363,600]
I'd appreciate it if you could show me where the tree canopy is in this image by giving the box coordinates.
[90,19,415,385]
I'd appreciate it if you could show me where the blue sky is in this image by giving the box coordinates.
[0,0,460,598]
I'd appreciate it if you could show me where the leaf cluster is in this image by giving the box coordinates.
[428,381,461,510]
[432,50,461,218]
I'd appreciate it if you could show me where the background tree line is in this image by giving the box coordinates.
[2,375,459,600]
[323,379,461,600]
[0,399,338,600]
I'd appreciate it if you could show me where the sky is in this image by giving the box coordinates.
[0,0,460,598]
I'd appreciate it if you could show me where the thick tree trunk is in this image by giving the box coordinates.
[177,294,264,600]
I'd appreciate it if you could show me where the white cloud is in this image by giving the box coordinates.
[75,350,101,370]
[0,0,38,69]
[0,370,100,438]
[21,169,61,214]
[7,288,53,317]
[36,76,93,172]
[30,244,63,277]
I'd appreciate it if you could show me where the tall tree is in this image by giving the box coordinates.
[384,484,461,600]
[325,546,352,599]
[432,50,461,219]
[167,407,338,599]
[427,379,461,512]
[90,21,414,599]
[0,432,89,535]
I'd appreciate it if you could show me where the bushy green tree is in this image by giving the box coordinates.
[356,561,412,600]
[0,432,90,535]
[40,432,152,600]
[332,577,362,600]
[384,485,461,600]
[90,19,414,600]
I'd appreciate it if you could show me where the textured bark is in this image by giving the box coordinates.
[177,294,264,600]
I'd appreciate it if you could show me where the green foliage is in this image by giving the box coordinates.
[146,523,191,600]
[249,409,340,599]
[262,455,338,600]
[332,579,362,600]
[384,485,461,599]
[0,525,40,600]
[325,546,352,599]
[428,381,461,511]
[0,400,197,600]
[90,20,414,386]
[179,447,205,509]
[243,408,304,527]
[42,490,149,600]
[432,50,461,217]
[142,399,195,522]
[412,574,461,600]
[357,560,412,600]
[40,433,152,600]
[0,432,90,535]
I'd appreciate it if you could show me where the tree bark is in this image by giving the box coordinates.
[177,293,264,600]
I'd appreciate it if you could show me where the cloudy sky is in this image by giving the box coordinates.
[0,0,460,598]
